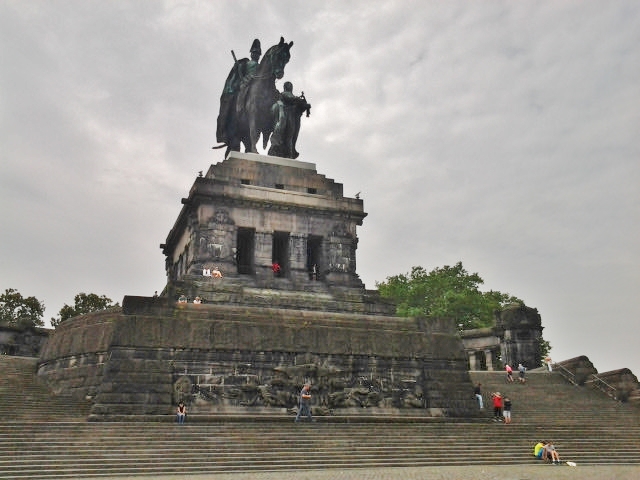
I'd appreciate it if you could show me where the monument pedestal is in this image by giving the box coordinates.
[38,153,478,420]
[38,298,477,420]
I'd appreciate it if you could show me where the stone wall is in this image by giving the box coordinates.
[37,309,119,398]
[460,303,544,372]
[587,368,640,403]
[555,355,598,385]
[38,301,478,419]
[38,153,480,420]
[0,324,49,357]
[494,303,543,369]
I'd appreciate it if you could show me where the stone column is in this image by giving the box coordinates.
[248,231,271,281]
[485,349,494,371]
[289,234,306,271]
[468,351,478,371]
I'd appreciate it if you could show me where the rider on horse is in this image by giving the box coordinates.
[214,37,296,156]
[216,39,262,149]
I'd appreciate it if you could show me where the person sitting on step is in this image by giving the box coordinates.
[176,401,187,424]
[544,441,561,464]
[534,441,547,459]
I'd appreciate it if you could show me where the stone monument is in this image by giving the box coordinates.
[37,37,478,420]
[214,37,309,159]
[462,303,544,371]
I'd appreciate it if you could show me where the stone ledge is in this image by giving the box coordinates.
[225,150,316,171]
[87,413,486,423]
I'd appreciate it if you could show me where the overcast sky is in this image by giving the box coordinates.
[2,1,638,375]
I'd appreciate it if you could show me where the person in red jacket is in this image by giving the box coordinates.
[492,392,503,421]
[272,262,281,277]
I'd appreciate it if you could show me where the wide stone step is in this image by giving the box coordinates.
[1,423,640,479]
[1,451,640,479]
[2,437,637,452]
[0,357,91,421]
[2,357,640,478]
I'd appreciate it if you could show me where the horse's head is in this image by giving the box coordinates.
[261,36,293,80]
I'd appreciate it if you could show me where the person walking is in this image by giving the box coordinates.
[503,396,512,424]
[474,383,484,409]
[295,383,314,422]
[505,364,514,383]
[518,363,527,383]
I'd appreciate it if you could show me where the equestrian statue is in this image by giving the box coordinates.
[214,37,310,159]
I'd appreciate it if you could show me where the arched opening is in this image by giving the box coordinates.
[236,227,255,275]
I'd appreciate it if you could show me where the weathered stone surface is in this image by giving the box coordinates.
[0,324,48,356]
[161,152,369,297]
[38,153,478,420]
[38,302,477,419]
[493,303,543,369]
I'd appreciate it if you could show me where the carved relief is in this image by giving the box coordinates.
[330,222,350,238]
[209,209,235,226]
[197,232,234,262]
[172,358,432,413]
[326,223,355,273]
[291,235,306,263]
[328,241,351,273]
[173,375,192,403]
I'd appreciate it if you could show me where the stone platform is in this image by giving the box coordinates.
[37,152,479,421]
[37,295,477,421]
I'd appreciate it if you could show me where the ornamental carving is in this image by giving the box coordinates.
[171,359,432,413]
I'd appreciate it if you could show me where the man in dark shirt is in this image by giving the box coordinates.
[474,383,484,409]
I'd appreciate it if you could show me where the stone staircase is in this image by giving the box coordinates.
[0,356,91,422]
[1,356,640,479]
[469,369,640,426]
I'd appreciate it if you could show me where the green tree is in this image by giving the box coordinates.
[539,337,552,365]
[0,288,45,327]
[376,262,522,329]
[51,293,118,328]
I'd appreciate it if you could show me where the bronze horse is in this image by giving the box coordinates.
[215,37,293,155]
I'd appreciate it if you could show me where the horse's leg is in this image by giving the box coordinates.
[238,130,250,153]
[234,112,250,153]
[262,129,271,151]
[247,115,259,153]
[247,126,256,153]
[229,130,241,151]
